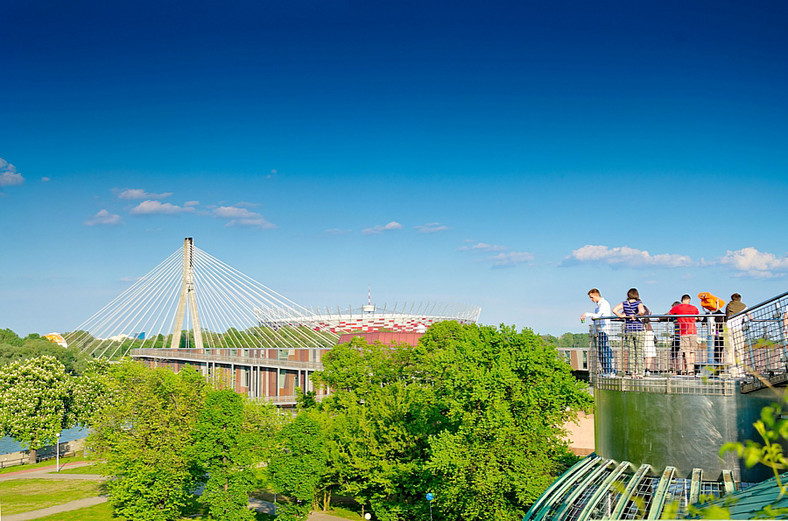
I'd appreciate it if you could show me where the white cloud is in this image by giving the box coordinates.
[41,177,51,182]
[117,188,173,200]
[84,209,123,226]
[563,245,693,268]
[213,206,258,219]
[719,247,788,278]
[184,200,200,207]
[488,251,535,268]
[415,222,450,233]
[213,206,276,229]
[130,200,195,215]
[460,239,533,268]
[362,221,402,235]
[459,242,507,252]
[0,158,24,187]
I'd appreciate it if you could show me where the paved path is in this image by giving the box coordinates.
[0,461,95,481]
[3,496,108,521]
[306,512,351,520]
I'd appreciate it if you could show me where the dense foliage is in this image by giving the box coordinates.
[310,321,593,521]
[268,412,328,521]
[89,360,285,520]
[190,389,273,520]
[90,362,208,521]
[0,323,591,520]
[0,355,106,462]
[0,328,91,373]
[540,332,590,348]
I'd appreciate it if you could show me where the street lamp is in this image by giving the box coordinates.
[364,513,371,520]
[55,432,61,472]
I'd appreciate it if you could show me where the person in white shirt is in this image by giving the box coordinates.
[581,288,614,375]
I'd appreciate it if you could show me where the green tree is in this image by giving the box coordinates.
[89,361,207,521]
[268,412,328,521]
[416,322,592,520]
[0,328,23,346]
[312,322,592,521]
[68,359,112,427]
[0,329,90,373]
[190,389,259,520]
[0,356,72,463]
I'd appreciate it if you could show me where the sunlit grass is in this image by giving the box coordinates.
[0,478,102,515]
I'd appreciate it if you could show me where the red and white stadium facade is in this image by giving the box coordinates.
[257,302,481,335]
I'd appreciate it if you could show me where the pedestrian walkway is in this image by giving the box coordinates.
[3,496,108,521]
[307,512,352,520]
[0,461,95,481]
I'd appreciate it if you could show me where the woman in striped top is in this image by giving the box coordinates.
[613,288,646,378]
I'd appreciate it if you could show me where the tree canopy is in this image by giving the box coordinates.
[89,360,285,520]
[310,321,593,520]
[190,389,265,520]
[0,328,91,373]
[0,355,107,462]
[89,361,208,521]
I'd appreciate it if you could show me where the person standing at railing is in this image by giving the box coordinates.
[669,295,700,375]
[666,301,682,373]
[725,293,747,375]
[725,293,746,318]
[581,288,614,375]
[642,305,656,375]
[613,288,646,378]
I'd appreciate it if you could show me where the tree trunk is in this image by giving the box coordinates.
[223,456,228,492]
[28,448,37,464]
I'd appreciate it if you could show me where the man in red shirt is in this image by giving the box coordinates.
[670,294,700,375]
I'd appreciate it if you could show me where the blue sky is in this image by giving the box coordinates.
[2,0,787,337]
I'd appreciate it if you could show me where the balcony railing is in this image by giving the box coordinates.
[588,291,788,384]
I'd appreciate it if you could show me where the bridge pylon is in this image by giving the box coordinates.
[170,237,204,349]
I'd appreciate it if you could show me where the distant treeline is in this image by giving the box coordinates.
[540,332,590,347]
[0,328,92,374]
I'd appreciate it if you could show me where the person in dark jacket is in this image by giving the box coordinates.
[725,293,746,319]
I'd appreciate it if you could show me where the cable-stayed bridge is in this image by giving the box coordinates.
[64,238,480,403]
[66,238,341,359]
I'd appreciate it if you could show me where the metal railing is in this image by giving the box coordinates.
[588,291,788,382]
[130,347,330,371]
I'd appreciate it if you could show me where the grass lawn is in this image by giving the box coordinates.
[0,478,102,515]
[0,453,88,475]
